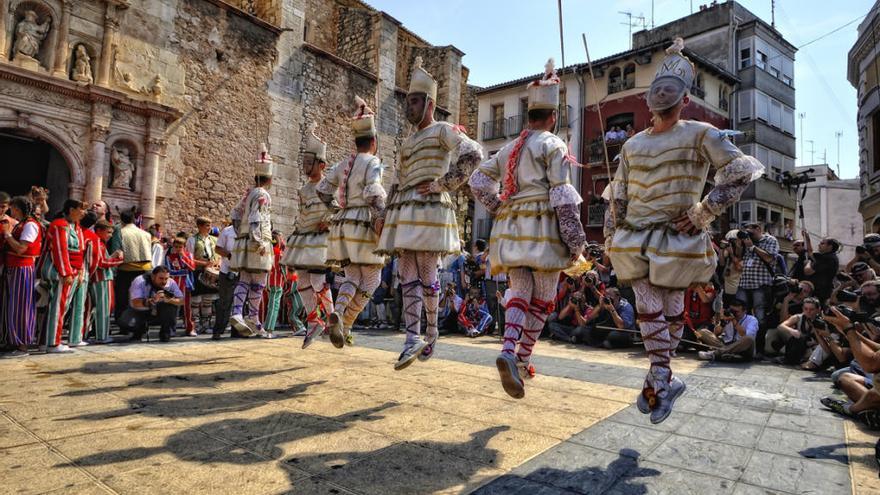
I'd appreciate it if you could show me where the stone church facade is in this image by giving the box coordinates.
[0,0,476,237]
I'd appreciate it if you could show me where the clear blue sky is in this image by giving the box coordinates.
[368,0,870,179]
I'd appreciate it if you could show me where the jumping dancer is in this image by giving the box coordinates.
[317,98,387,349]
[605,39,763,423]
[469,58,585,398]
[282,123,335,349]
[376,56,482,370]
[229,144,275,337]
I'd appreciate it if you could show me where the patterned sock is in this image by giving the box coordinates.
[401,281,423,346]
[501,295,529,356]
[423,283,439,343]
[664,289,685,352]
[232,280,248,316]
[633,279,671,393]
[517,297,553,363]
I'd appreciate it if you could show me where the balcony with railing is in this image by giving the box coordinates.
[608,79,636,95]
[690,85,706,99]
[481,119,506,141]
[586,203,606,227]
[587,138,625,166]
[506,115,526,137]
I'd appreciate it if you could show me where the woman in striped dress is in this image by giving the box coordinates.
[41,199,87,353]
[1,196,42,357]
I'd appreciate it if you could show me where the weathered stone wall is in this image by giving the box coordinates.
[158,0,278,235]
[460,82,480,141]
[336,7,375,72]
[303,0,337,51]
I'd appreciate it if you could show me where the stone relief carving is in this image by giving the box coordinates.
[110,144,135,190]
[13,10,51,65]
[72,45,93,83]
[111,108,146,127]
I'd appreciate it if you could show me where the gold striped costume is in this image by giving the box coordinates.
[475,130,581,275]
[317,153,386,266]
[377,121,480,255]
[606,120,764,288]
[282,182,332,270]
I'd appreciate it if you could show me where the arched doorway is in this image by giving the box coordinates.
[0,131,70,215]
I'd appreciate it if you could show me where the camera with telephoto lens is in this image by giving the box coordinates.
[836,304,871,323]
[736,230,750,240]
[771,276,797,300]
[836,272,853,282]
[857,245,868,255]
[811,316,827,330]
[723,309,733,318]
[837,289,861,303]
[602,296,612,305]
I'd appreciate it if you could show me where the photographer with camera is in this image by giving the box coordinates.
[849,233,880,274]
[438,282,462,334]
[819,306,880,428]
[117,265,184,342]
[581,287,636,348]
[681,282,721,352]
[779,280,815,322]
[837,280,880,316]
[547,276,589,343]
[764,297,821,364]
[801,230,840,304]
[736,223,779,326]
[697,299,759,362]
[719,231,744,306]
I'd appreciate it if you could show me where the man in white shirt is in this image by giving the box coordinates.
[212,224,239,339]
[117,266,184,342]
[697,299,759,361]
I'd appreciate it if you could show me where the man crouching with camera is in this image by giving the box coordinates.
[117,266,185,342]
[695,299,759,362]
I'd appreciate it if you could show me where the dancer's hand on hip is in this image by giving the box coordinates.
[672,213,700,235]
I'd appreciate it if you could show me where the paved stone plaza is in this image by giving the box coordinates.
[1,329,878,494]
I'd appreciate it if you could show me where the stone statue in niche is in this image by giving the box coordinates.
[110,146,135,190]
[72,46,93,84]
[13,11,51,64]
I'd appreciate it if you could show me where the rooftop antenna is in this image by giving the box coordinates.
[651,0,655,28]
[807,139,815,166]
[835,131,843,177]
[771,0,776,28]
[619,11,646,49]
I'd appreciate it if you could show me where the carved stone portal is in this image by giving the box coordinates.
[110,144,135,190]
[12,10,51,70]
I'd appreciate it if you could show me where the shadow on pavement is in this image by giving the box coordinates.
[50,367,304,397]
[63,402,399,470]
[61,380,326,421]
[35,357,236,376]
[472,448,659,495]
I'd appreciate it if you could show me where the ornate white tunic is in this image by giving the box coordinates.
[318,153,386,266]
[473,130,582,275]
[606,120,763,288]
[282,182,332,270]
[377,121,481,255]
[230,187,273,273]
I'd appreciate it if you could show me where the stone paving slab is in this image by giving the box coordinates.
[0,329,876,494]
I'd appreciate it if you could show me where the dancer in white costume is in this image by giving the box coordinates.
[282,123,335,349]
[376,56,483,371]
[229,144,275,337]
[317,97,387,349]
[605,38,764,423]
[469,59,585,398]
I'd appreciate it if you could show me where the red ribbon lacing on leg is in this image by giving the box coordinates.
[637,310,673,410]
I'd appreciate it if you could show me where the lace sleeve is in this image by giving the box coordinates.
[555,203,586,254]
[432,126,484,192]
[468,169,502,214]
[688,129,764,229]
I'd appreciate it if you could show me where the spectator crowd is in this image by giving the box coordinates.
[2,186,880,437]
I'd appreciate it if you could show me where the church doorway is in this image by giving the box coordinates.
[0,131,70,216]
